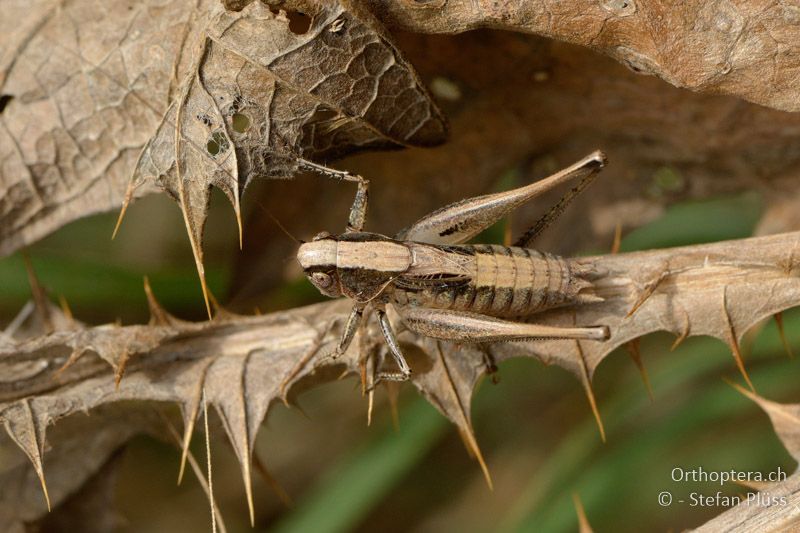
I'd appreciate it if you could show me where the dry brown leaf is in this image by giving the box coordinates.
[118,0,446,313]
[2,230,800,526]
[0,405,160,532]
[362,0,800,112]
[0,0,211,256]
[0,0,445,276]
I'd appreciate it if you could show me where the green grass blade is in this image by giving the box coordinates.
[271,398,449,533]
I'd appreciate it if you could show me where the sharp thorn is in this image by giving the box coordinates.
[625,340,653,401]
[53,348,84,379]
[610,221,622,254]
[359,358,368,397]
[774,312,794,359]
[585,379,606,443]
[202,390,217,533]
[725,377,758,402]
[730,338,755,392]
[722,289,755,392]
[576,340,605,442]
[177,196,213,320]
[178,415,197,485]
[112,183,135,240]
[161,412,227,531]
[626,268,669,318]
[10,401,51,511]
[670,330,688,351]
[253,452,293,508]
[244,461,255,527]
[188,263,212,319]
[179,387,204,485]
[23,253,53,332]
[39,470,51,512]
[114,350,130,390]
[367,388,374,426]
[57,295,74,322]
[462,425,493,490]
[235,205,243,251]
[200,272,213,320]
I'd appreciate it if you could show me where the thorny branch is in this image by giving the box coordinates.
[2,231,800,528]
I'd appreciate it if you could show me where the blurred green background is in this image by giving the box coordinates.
[3,175,798,533]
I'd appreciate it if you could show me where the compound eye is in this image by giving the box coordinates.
[311,272,333,289]
[313,231,331,241]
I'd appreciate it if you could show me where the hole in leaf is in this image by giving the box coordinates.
[287,11,311,34]
[231,113,251,133]
[207,139,220,156]
[206,131,229,156]
[0,94,13,115]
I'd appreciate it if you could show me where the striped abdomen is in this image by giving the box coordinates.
[392,244,597,318]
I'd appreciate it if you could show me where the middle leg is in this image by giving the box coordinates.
[375,308,412,383]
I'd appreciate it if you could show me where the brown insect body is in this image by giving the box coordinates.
[297,151,610,383]
[299,235,599,317]
[394,243,597,318]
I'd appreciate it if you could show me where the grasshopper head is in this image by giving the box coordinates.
[297,232,343,298]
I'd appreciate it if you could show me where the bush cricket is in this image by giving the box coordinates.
[297,151,611,383]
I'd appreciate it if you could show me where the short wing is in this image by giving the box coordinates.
[393,272,472,291]
[393,242,475,290]
[396,151,606,245]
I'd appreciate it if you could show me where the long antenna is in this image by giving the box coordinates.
[253,200,303,245]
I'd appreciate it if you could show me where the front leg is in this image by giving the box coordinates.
[397,306,610,342]
[296,158,369,233]
[331,305,412,386]
[333,305,364,359]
